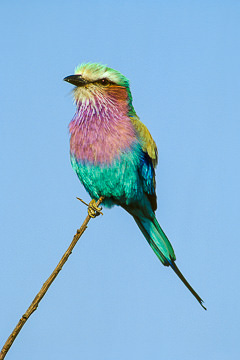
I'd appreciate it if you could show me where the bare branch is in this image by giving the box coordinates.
[0,196,104,360]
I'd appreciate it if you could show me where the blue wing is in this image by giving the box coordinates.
[139,151,157,211]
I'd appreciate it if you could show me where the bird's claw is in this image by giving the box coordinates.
[88,199,103,218]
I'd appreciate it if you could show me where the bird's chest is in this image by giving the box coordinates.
[69,111,137,164]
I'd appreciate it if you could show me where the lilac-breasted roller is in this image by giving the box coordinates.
[64,63,206,310]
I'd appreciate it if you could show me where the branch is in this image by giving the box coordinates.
[0,196,104,360]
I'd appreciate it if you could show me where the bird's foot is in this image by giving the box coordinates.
[76,197,103,217]
[88,199,103,218]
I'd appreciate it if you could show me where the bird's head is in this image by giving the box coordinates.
[64,63,134,114]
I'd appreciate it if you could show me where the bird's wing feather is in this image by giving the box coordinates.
[139,151,157,211]
[130,115,158,211]
[130,115,158,167]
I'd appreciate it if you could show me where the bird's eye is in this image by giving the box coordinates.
[100,78,109,85]
[93,78,114,86]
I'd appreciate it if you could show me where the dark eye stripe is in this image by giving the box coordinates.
[93,78,115,86]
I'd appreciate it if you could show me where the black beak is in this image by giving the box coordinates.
[63,75,88,87]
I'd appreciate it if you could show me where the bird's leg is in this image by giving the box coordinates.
[88,199,103,218]
[77,197,103,218]
[76,197,103,217]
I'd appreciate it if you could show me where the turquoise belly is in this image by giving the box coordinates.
[70,144,143,208]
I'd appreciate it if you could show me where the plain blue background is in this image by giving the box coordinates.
[1,1,239,359]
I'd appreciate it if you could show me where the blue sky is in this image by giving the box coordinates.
[1,1,239,359]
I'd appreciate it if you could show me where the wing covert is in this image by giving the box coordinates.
[130,115,158,167]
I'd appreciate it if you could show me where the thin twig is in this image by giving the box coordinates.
[0,196,104,360]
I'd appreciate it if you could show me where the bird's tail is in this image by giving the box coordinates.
[133,214,206,310]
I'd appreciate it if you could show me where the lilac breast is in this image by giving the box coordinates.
[69,97,137,164]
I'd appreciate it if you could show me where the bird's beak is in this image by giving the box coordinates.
[63,75,88,87]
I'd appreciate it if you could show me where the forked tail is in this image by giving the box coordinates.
[170,260,206,310]
[133,214,206,310]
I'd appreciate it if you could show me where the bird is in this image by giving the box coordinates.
[64,62,206,310]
